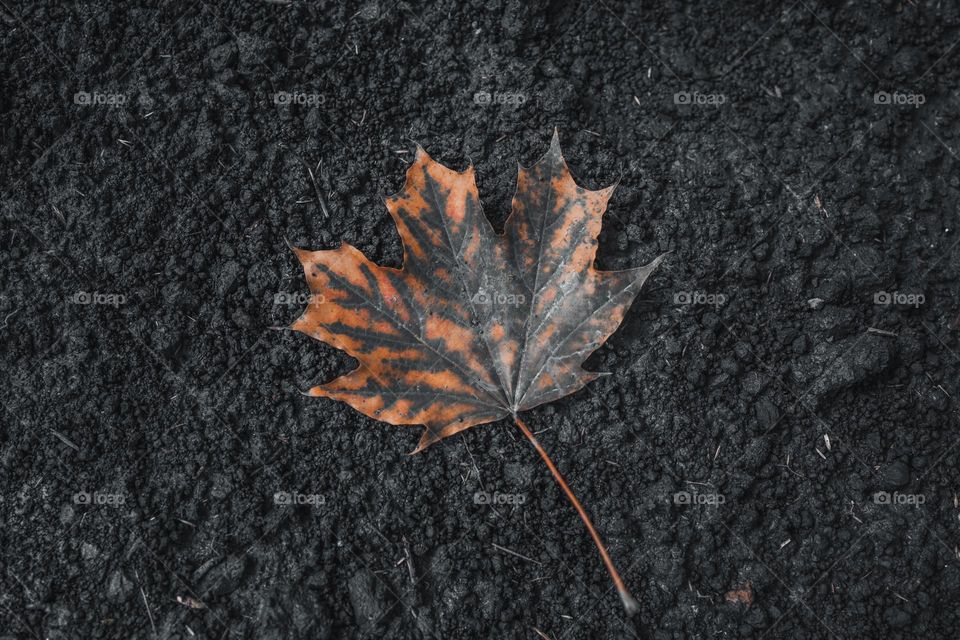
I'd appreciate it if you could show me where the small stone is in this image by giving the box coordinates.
[209,473,234,501]
[754,396,780,430]
[106,570,135,601]
[208,41,237,71]
[884,606,911,627]
[348,569,391,632]
[81,542,99,561]
[741,371,769,398]
[216,261,241,296]
[881,460,911,488]
[197,555,247,597]
[791,335,809,355]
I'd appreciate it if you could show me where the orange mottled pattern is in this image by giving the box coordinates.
[290,132,663,452]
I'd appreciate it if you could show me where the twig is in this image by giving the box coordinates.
[0,308,19,330]
[48,428,80,452]
[138,576,156,635]
[301,157,330,218]
[492,542,542,566]
[462,440,483,488]
[402,536,416,585]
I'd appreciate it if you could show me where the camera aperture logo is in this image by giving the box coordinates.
[874,91,925,108]
[674,91,727,106]
[473,491,526,505]
[273,91,326,107]
[74,91,126,106]
[673,490,725,506]
[473,91,527,107]
[874,291,924,308]
[70,291,127,307]
[471,289,526,307]
[274,292,326,306]
[674,291,726,308]
[274,491,325,506]
[873,491,924,505]
[73,491,125,506]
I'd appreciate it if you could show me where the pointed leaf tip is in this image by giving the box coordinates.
[598,181,618,202]
[286,237,311,263]
[525,129,566,171]
[648,253,669,272]
[409,428,439,455]
[550,128,562,154]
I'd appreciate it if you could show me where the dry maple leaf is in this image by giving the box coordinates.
[289,131,663,614]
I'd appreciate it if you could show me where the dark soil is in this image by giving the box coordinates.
[3,1,960,638]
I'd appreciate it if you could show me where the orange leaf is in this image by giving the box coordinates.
[291,131,662,450]
[289,131,664,615]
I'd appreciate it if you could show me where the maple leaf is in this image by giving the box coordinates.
[289,131,663,614]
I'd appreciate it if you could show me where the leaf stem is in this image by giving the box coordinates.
[513,415,640,616]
